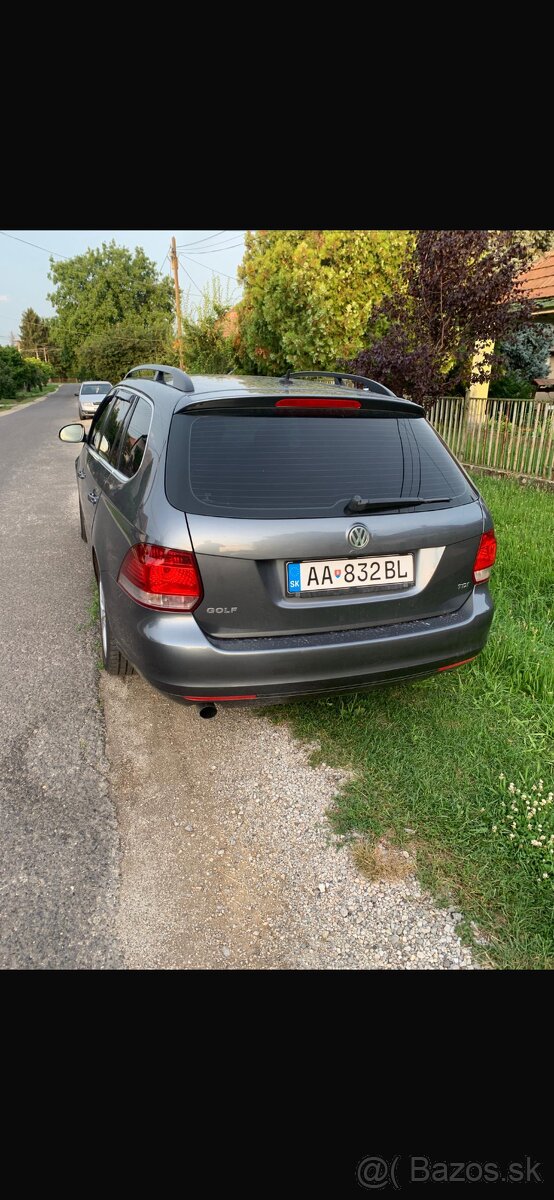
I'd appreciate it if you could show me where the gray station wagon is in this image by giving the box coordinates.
[59,364,496,717]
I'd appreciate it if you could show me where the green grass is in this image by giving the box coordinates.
[0,384,58,410]
[268,475,554,970]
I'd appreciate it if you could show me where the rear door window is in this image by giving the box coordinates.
[91,397,116,454]
[118,397,152,478]
[92,393,132,464]
[166,412,476,518]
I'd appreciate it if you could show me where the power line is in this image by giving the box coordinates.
[177,233,244,250]
[0,230,70,259]
[186,255,240,284]
[177,239,245,255]
[176,230,228,249]
[178,258,203,296]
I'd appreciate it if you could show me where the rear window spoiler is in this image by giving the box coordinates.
[176,394,425,416]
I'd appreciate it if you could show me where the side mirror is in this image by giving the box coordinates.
[74,391,79,396]
[59,424,85,443]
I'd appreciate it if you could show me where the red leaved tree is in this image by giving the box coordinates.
[344,230,537,410]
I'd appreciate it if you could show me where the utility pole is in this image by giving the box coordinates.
[170,236,184,369]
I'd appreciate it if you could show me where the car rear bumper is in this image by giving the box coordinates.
[104,574,494,704]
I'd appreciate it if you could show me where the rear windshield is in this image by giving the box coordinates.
[165,413,476,518]
[82,383,111,395]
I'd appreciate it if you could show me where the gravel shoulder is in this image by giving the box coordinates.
[103,675,479,970]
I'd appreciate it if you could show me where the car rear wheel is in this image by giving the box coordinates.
[98,577,134,676]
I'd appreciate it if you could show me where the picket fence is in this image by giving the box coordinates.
[428,395,554,482]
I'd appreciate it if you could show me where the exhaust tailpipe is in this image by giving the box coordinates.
[198,703,218,719]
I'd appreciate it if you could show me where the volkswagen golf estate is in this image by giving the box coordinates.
[59,364,496,715]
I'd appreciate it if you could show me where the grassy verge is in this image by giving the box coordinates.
[0,384,58,412]
[268,475,554,970]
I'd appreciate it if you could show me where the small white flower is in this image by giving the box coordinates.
[492,825,497,833]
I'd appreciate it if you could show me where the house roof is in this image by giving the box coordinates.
[520,250,554,301]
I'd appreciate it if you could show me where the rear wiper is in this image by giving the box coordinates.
[345,495,452,513]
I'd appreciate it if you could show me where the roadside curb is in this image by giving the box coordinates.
[0,387,64,418]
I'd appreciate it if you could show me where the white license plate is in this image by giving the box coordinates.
[286,554,414,594]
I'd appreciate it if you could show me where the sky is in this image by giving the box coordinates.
[0,230,247,343]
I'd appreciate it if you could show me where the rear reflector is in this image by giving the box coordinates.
[473,530,497,583]
[183,694,257,701]
[118,544,203,611]
[275,397,361,409]
[437,657,476,672]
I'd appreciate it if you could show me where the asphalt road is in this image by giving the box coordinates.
[0,386,122,968]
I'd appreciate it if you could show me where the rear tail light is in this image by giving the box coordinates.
[118,544,203,611]
[275,397,361,409]
[473,530,497,584]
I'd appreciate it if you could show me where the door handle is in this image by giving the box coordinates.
[87,490,100,505]
[77,469,86,479]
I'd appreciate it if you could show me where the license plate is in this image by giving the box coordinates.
[286,554,414,594]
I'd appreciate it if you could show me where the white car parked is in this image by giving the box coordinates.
[77,381,112,420]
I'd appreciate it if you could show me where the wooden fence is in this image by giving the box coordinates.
[428,396,554,482]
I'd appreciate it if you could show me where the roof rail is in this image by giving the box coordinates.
[124,363,195,393]
[278,370,396,398]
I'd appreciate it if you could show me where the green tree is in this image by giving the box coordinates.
[235,230,410,374]
[19,308,42,355]
[182,280,238,374]
[0,345,27,393]
[75,319,175,382]
[48,241,174,373]
[19,309,52,361]
[23,357,51,389]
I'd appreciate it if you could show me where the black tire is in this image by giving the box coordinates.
[98,577,134,676]
[79,500,87,542]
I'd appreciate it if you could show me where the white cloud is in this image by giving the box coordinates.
[0,295,9,302]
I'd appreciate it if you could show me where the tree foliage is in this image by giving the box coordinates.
[235,230,409,374]
[19,308,51,358]
[499,322,552,381]
[75,319,174,383]
[181,280,238,374]
[48,241,174,375]
[0,346,51,398]
[490,322,553,398]
[345,230,537,409]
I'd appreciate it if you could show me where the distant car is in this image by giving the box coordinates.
[59,363,496,718]
[77,381,112,420]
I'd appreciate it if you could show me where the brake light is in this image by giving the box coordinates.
[118,544,203,611]
[275,397,361,409]
[473,530,497,584]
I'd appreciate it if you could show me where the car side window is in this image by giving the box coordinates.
[91,397,116,454]
[93,394,132,464]
[118,398,152,479]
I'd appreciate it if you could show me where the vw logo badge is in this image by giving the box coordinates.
[348,525,370,549]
